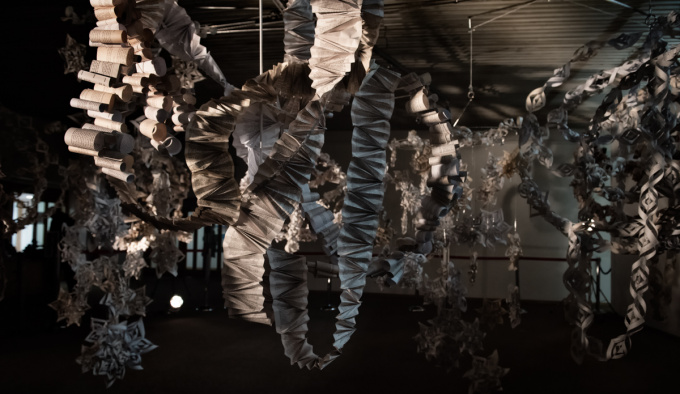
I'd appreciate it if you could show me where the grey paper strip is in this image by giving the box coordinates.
[334,62,399,353]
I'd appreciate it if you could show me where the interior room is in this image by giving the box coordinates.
[1,0,680,393]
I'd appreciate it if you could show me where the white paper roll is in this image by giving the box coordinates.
[102,167,134,182]
[135,57,167,77]
[94,117,127,133]
[146,95,172,112]
[87,109,123,122]
[68,146,102,157]
[64,128,106,151]
[70,98,107,112]
[144,106,168,123]
[93,83,132,102]
[78,70,111,87]
[139,118,167,142]
[83,123,114,133]
[163,136,182,156]
[95,156,126,171]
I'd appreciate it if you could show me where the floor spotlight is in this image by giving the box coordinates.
[169,295,184,312]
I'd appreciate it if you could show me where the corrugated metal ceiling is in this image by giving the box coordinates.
[183,0,680,129]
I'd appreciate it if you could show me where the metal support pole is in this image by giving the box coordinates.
[594,257,601,313]
[514,258,521,299]
[258,0,264,149]
[322,277,337,311]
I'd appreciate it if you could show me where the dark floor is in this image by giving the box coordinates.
[1,290,679,394]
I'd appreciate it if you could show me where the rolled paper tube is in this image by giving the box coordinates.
[420,110,451,126]
[136,48,153,61]
[309,261,339,277]
[130,40,146,52]
[115,132,134,154]
[149,139,163,151]
[430,141,460,157]
[139,119,167,142]
[89,29,127,44]
[426,176,457,187]
[140,29,154,45]
[135,57,166,77]
[97,46,133,66]
[127,36,144,48]
[77,70,111,87]
[122,155,133,169]
[90,0,122,7]
[94,156,126,171]
[64,128,106,151]
[171,111,193,125]
[94,6,120,21]
[430,121,454,137]
[70,98,107,112]
[113,101,136,112]
[146,95,171,111]
[163,75,181,92]
[89,41,123,48]
[80,89,115,111]
[96,18,120,27]
[428,155,455,166]
[131,85,148,94]
[144,106,168,122]
[406,88,430,113]
[122,75,148,86]
[173,104,192,113]
[162,136,182,156]
[91,23,126,31]
[94,117,127,133]
[125,19,144,37]
[93,83,132,102]
[132,72,158,80]
[120,64,134,75]
[173,125,185,133]
[102,167,134,183]
[99,153,133,172]
[83,123,114,133]
[99,149,125,159]
[90,60,120,78]
[87,109,123,122]
[68,146,102,157]
[182,93,196,105]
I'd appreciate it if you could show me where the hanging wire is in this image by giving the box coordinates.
[259,0,264,149]
[452,17,474,127]
[470,0,539,31]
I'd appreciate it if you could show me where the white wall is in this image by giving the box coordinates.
[303,129,612,303]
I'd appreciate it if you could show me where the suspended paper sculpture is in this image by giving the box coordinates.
[502,12,680,363]
[58,34,88,74]
[47,1,680,392]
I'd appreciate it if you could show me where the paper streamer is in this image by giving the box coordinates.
[185,95,246,225]
[308,0,363,98]
[222,99,326,324]
[268,249,318,369]
[332,63,400,354]
[283,0,315,63]
[149,0,233,94]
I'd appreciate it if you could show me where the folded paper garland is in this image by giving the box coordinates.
[308,0,363,98]
[511,14,680,364]
[334,62,400,353]
[283,0,315,63]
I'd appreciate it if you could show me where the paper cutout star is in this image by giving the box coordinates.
[58,34,87,75]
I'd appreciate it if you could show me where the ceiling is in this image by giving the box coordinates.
[180,0,680,132]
